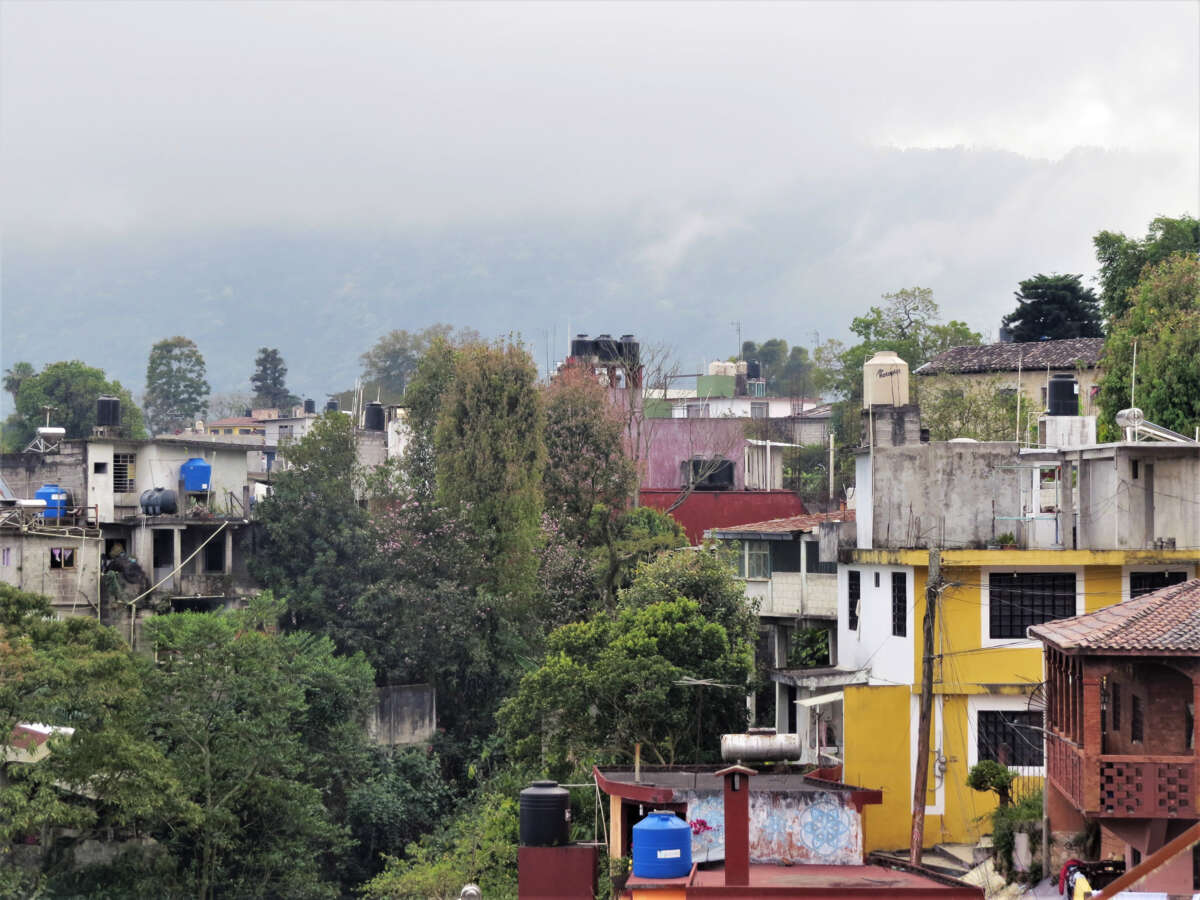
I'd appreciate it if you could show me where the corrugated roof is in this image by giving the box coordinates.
[709,509,855,538]
[915,338,1105,375]
[1029,578,1200,653]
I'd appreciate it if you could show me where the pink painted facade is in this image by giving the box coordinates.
[642,418,751,490]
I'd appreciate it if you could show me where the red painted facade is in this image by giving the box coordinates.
[639,489,807,544]
[517,844,598,899]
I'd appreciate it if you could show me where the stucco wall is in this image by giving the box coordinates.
[643,418,749,490]
[0,531,101,615]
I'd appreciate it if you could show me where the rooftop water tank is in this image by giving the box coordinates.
[35,484,69,520]
[325,399,339,412]
[746,359,762,380]
[364,402,385,431]
[632,811,692,879]
[180,457,212,492]
[595,334,619,362]
[518,781,569,847]
[140,488,178,516]
[96,396,121,427]
[1047,374,1079,416]
[619,334,640,367]
[862,350,909,409]
[304,398,316,414]
[571,334,594,358]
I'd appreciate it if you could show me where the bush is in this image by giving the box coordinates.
[990,789,1043,884]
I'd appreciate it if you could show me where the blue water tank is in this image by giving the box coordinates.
[35,484,69,519]
[180,457,212,492]
[632,811,692,879]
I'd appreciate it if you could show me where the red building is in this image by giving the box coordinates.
[1030,578,1200,895]
[639,489,808,545]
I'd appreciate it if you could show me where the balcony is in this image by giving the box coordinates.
[1048,733,1197,818]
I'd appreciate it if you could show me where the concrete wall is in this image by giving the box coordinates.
[0,530,102,616]
[367,683,437,746]
[0,443,88,505]
[1078,449,1200,550]
[747,571,837,619]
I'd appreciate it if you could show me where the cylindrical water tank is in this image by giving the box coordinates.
[595,334,619,362]
[304,398,316,414]
[35,484,69,519]
[1047,374,1078,416]
[721,729,803,761]
[325,399,339,412]
[96,396,122,427]
[632,811,691,879]
[571,334,594,358]
[519,781,569,847]
[364,402,385,431]
[180,458,212,492]
[139,488,178,516]
[862,350,909,409]
[619,334,640,368]
[746,359,762,380]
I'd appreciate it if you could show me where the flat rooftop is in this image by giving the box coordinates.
[627,863,982,896]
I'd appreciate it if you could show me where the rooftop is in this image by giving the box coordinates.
[709,510,855,540]
[1029,577,1200,654]
[627,863,982,896]
[594,764,879,804]
[914,337,1105,375]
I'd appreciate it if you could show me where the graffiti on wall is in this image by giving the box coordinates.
[680,790,861,865]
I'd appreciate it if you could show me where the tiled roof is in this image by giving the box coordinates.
[1029,578,1200,653]
[915,338,1105,375]
[709,509,855,537]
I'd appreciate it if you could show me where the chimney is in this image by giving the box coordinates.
[715,765,755,886]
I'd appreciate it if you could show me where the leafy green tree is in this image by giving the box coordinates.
[250,347,298,410]
[143,336,211,434]
[435,340,546,601]
[542,366,636,544]
[251,413,386,648]
[3,360,146,450]
[361,324,480,395]
[1094,214,1200,323]
[2,361,34,404]
[741,340,818,396]
[915,375,1020,441]
[401,336,461,500]
[1001,274,1102,341]
[591,505,688,607]
[142,597,372,900]
[1097,253,1200,435]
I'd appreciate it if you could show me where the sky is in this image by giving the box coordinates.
[1,1,1198,397]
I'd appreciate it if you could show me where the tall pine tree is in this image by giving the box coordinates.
[144,336,210,434]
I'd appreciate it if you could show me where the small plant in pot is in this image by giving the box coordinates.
[997,532,1017,549]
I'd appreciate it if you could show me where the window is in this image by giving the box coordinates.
[1131,459,1139,480]
[804,541,837,575]
[49,547,75,570]
[874,571,880,588]
[1111,681,1121,731]
[685,402,710,419]
[892,572,907,637]
[203,536,226,574]
[113,453,136,492]
[746,541,770,579]
[1130,571,1188,598]
[988,572,1076,639]
[978,709,1043,767]
[93,461,108,474]
[770,541,801,573]
[1,548,9,567]
[1131,695,1143,743]
[750,401,768,419]
[848,571,860,630]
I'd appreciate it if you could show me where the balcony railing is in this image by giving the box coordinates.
[1047,732,1197,818]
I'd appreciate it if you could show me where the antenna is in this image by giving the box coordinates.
[731,321,742,360]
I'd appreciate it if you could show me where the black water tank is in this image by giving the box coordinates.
[96,396,121,427]
[519,780,569,847]
[139,488,178,516]
[244,408,253,418]
[746,359,762,379]
[1047,374,1078,415]
[570,334,594,358]
[364,401,385,431]
[594,334,619,362]
[619,334,640,368]
[325,399,339,412]
[304,398,316,414]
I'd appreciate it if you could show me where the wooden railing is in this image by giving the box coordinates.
[1047,731,1197,817]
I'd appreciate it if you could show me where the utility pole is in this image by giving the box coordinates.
[732,321,742,361]
[910,548,942,866]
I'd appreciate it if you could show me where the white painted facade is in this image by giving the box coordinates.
[836,562,914,688]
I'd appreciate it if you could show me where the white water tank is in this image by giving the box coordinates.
[862,351,909,409]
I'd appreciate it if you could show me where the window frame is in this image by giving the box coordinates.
[1126,567,1192,600]
[891,571,907,637]
[112,452,136,493]
[49,547,76,570]
[847,570,861,631]
[967,694,1045,776]
[750,401,768,419]
[980,567,1083,647]
[746,541,770,580]
[976,709,1045,769]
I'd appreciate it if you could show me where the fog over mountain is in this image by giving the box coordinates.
[2,2,1196,405]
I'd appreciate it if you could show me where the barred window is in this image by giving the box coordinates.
[746,542,770,579]
[805,540,837,574]
[113,453,136,493]
[988,572,1075,639]
[1130,570,1187,598]
[1111,682,1121,731]
[848,571,860,631]
[978,709,1043,767]
[1131,695,1143,743]
[892,572,907,637]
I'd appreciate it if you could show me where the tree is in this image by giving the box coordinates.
[1097,253,1200,435]
[1001,274,1102,342]
[250,347,298,410]
[542,366,636,544]
[251,413,386,649]
[361,324,480,395]
[741,340,818,396]
[2,361,34,404]
[400,337,461,500]
[3,360,146,450]
[143,336,210,434]
[1093,214,1200,323]
[916,375,1021,442]
[434,340,546,601]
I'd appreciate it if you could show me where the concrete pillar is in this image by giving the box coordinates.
[171,528,182,592]
[224,527,233,575]
[1059,461,1075,549]
[717,765,755,886]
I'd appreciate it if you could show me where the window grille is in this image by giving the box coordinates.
[1131,695,1143,743]
[988,572,1075,639]
[848,571,860,630]
[1130,570,1187,598]
[978,709,1043,767]
[1111,682,1121,731]
[892,572,907,637]
[113,453,136,493]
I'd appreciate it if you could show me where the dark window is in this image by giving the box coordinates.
[113,453,136,492]
[804,540,837,574]
[892,572,907,637]
[1131,459,1139,480]
[203,536,226,574]
[1111,682,1121,731]
[874,571,880,588]
[771,541,802,573]
[49,547,75,570]
[848,571,860,631]
[1130,570,1188,598]
[988,572,1076,639]
[685,458,734,490]
[978,709,1044,767]
[1131,695,1143,743]
[750,401,768,419]
[93,461,108,474]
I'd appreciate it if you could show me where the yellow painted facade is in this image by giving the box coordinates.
[844,549,1199,852]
